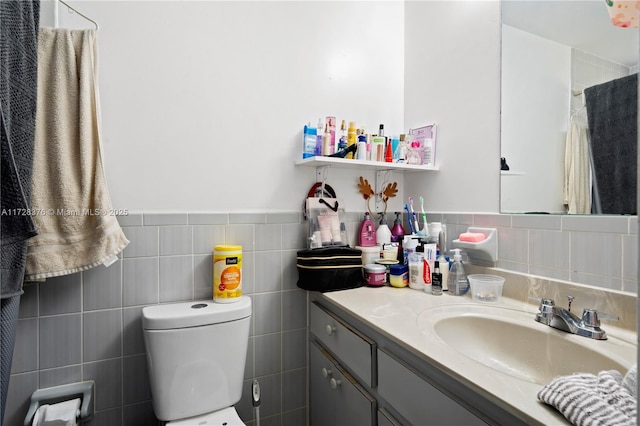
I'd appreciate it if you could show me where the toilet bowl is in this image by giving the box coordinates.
[142,297,252,424]
[166,406,244,425]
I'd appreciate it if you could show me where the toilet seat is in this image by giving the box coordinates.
[166,407,245,425]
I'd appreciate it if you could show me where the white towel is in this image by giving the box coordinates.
[25,28,128,281]
[538,368,637,426]
[563,120,591,214]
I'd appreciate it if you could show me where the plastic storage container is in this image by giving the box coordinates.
[364,264,386,287]
[468,274,505,303]
[389,264,408,288]
[357,245,380,266]
[213,245,243,303]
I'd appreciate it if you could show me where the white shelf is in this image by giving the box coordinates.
[501,170,525,176]
[295,156,438,172]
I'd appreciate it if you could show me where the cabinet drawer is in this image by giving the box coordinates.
[310,302,376,387]
[310,341,376,426]
[377,349,486,426]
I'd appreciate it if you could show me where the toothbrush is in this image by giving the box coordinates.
[409,197,420,236]
[419,196,429,237]
[404,204,415,234]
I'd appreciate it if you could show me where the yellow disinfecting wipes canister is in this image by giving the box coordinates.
[213,245,242,303]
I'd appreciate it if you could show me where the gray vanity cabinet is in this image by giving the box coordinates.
[377,349,486,425]
[309,298,494,426]
[310,340,377,426]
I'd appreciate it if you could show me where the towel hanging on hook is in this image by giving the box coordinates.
[57,0,99,30]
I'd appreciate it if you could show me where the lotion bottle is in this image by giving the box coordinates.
[359,212,376,247]
[376,215,391,246]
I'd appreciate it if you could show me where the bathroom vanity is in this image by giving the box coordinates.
[308,269,637,425]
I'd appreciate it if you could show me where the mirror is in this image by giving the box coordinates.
[500,0,638,214]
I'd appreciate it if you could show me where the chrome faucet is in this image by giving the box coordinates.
[534,296,618,340]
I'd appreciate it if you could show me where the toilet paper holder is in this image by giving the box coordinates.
[24,381,94,426]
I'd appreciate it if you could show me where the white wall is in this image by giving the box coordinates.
[47,1,406,213]
[500,25,571,213]
[403,1,501,214]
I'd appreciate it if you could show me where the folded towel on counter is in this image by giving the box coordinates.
[538,367,637,426]
[25,28,129,281]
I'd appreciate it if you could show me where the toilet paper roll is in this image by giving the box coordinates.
[32,398,81,426]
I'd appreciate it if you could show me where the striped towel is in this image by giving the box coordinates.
[538,367,637,426]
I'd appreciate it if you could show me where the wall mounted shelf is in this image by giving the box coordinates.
[295,156,438,172]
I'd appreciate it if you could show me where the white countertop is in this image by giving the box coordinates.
[320,285,637,425]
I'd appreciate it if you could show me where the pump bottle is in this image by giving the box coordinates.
[376,215,391,246]
[359,212,377,247]
[447,249,469,295]
[391,212,405,242]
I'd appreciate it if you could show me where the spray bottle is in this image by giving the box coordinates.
[447,249,469,296]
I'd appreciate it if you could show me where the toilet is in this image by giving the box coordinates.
[142,297,251,425]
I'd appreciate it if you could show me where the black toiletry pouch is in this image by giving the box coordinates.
[296,246,363,292]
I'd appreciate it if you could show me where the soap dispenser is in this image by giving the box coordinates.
[376,214,392,246]
[391,212,405,242]
[447,249,469,296]
[359,212,377,247]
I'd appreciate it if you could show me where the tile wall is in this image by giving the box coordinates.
[570,48,632,115]
[6,211,637,426]
[6,213,308,426]
[434,212,638,294]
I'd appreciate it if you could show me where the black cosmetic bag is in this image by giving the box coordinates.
[296,246,363,292]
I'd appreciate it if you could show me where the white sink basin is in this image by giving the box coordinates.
[418,304,636,385]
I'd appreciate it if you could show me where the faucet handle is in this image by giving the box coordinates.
[538,298,555,314]
[582,308,619,328]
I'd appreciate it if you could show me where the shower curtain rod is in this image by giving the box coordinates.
[57,0,99,30]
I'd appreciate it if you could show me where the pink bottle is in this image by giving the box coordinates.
[359,212,377,247]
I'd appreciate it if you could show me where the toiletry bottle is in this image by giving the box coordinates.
[315,118,324,156]
[338,120,347,153]
[431,261,442,295]
[391,137,399,161]
[309,218,322,248]
[347,121,357,159]
[448,249,469,296]
[326,116,336,154]
[391,212,405,242]
[437,230,449,291]
[339,223,348,246]
[376,215,392,246]
[408,251,425,290]
[423,137,433,167]
[402,236,419,266]
[384,140,393,162]
[356,133,367,160]
[359,212,377,247]
[303,123,317,159]
[398,138,407,162]
[322,124,332,156]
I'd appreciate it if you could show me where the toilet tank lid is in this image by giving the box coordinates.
[142,297,251,330]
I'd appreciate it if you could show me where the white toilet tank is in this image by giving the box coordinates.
[142,297,251,422]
